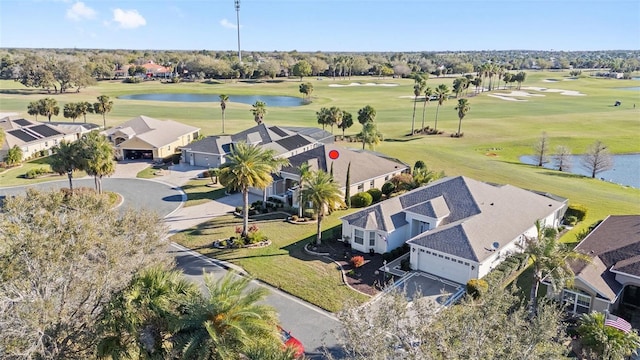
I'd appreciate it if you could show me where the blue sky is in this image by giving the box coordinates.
[1,0,638,51]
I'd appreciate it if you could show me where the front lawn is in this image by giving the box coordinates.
[180,179,227,207]
[0,157,87,187]
[171,210,370,312]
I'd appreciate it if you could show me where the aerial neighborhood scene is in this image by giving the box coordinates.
[1,0,640,359]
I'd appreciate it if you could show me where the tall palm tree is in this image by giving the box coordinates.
[454,98,470,137]
[520,221,590,313]
[301,170,344,245]
[338,111,353,139]
[411,78,426,135]
[433,84,450,132]
[76,101,92,123]
[421,86,434,131]
[173,272,279,360]
[297,162,312,218]
[93,95,113,129]
[218,142,289,237]
[49,140,82,192]
[219,94,229,133]
[97,266,199,359]
[79,131,115,194]
[251,100,267,124]
[41,97,60,122]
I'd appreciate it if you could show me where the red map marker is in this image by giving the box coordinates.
[328,149,340,160]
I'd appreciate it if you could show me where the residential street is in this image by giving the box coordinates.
[0,164,345,358]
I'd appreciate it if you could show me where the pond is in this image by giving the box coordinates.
[118,93,304,107]
[618,87,640,91]
[520,154,640,188]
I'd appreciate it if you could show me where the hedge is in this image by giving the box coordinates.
[350,192,373,208]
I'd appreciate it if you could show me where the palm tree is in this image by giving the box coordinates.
[251,100,267,124]
[97,266,199,359]
[301,170,344,245]
[76,101,92,123]
[327,106,343,134]
[219,94,229,133]
[412,166,444,187]
[420,87,434,132]
[411,78,426,135]
[357,105,376,149]
[338,111,353,139]
[433,84,450,132]
[79,131,115,194]
[520,221,590,313]
[49,140,82,192]
[93,95,113,129]
[297,162,312,218]
[218,142,289,237]
[577,312,640,360]
[454,98,470,137]
[359,121,383,150]
[173,272,279,360]
[41,97,60,122]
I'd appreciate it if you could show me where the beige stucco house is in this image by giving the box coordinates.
[103,116,200,161]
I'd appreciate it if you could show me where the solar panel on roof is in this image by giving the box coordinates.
[8,129,37,142]
[31,124,62,137]
[14,119,32,126]
[276,134,311,151]
[269,126,288,137]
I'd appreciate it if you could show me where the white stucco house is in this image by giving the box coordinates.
[341,176,568,284]
[550,215,640,321]
[1,116,98,160]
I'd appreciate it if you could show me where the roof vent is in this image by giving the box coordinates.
[490,203,494,206]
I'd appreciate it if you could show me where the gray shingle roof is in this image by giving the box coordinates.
[572,215,640,300]
[411,224,477,261]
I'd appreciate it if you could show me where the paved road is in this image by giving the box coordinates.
[1,176,345,358]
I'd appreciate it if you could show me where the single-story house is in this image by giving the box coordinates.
[341,176,568,284]
[103,116,200,161]
[0,117,98,160]
[276,144,409,206]
[180,123,333,169]
[551,215,640,316]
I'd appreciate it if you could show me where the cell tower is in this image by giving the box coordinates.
[235,0,241,63]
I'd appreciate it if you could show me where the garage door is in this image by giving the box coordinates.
[417,249,468,284]
[124,149,153,160]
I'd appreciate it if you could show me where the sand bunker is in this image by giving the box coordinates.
[543,79,560,82]
[494,91,545,98]
[487,94,527,101]
[522,86,586,96]
[329,82,399,87]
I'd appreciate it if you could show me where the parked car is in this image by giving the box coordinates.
[278,325,304,358]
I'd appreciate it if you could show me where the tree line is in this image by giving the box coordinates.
[1,48,638,92]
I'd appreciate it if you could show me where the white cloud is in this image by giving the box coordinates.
[66,1,96,21]
[220,18,237,30]
[112,8,146,29]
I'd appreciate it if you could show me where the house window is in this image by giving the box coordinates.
[444,256,450,260]
[357,184,364,192]
[354,229,364,245]
[438,254,443,258]
[562,289,591,314]
[426,251,431,254]
[464,262,470,266]
[167,145,171,151]
[369,232,375,247]
[420,249,425,252]
[370,180,375,188]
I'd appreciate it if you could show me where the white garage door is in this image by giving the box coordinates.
[417,249,469,284]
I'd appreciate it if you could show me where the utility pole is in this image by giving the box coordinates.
[235,0,241,63]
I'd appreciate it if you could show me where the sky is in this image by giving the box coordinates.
[0,0,639,52]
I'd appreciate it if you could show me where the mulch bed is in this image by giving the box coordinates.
[309,239,392,296]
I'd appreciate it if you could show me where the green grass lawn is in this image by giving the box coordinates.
[2,71,639,311]
[180,179,227,207]
[0,157,87,187]
[171,211,370,312]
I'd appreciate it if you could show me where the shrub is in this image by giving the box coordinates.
[246,230,267,244]
[25,167,49,179]
[414,160,426,170]
[351,255,365,268]
[466,278,488,299]
[235,206,243,213]
[389,173,414,192]
[123,76,141,83]
[367,188,383,203]
[565,204,588,223]
[400,258,411,271]
[381,182,396,196]
[350,192,373,208]
[303,209,315,219]
[291,215,299,221]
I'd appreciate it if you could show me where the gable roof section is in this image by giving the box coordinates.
[1,117,70,149]
[104,115,199,148]
[344,176,567,262]
[572,215,640,300]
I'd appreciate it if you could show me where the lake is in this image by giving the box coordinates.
[118,93,304,107]
[520,154,640,188]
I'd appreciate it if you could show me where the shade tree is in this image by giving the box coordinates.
[534,132,550,166]
[581,140,613,178]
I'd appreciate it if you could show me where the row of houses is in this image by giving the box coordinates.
[2,113,637,322]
